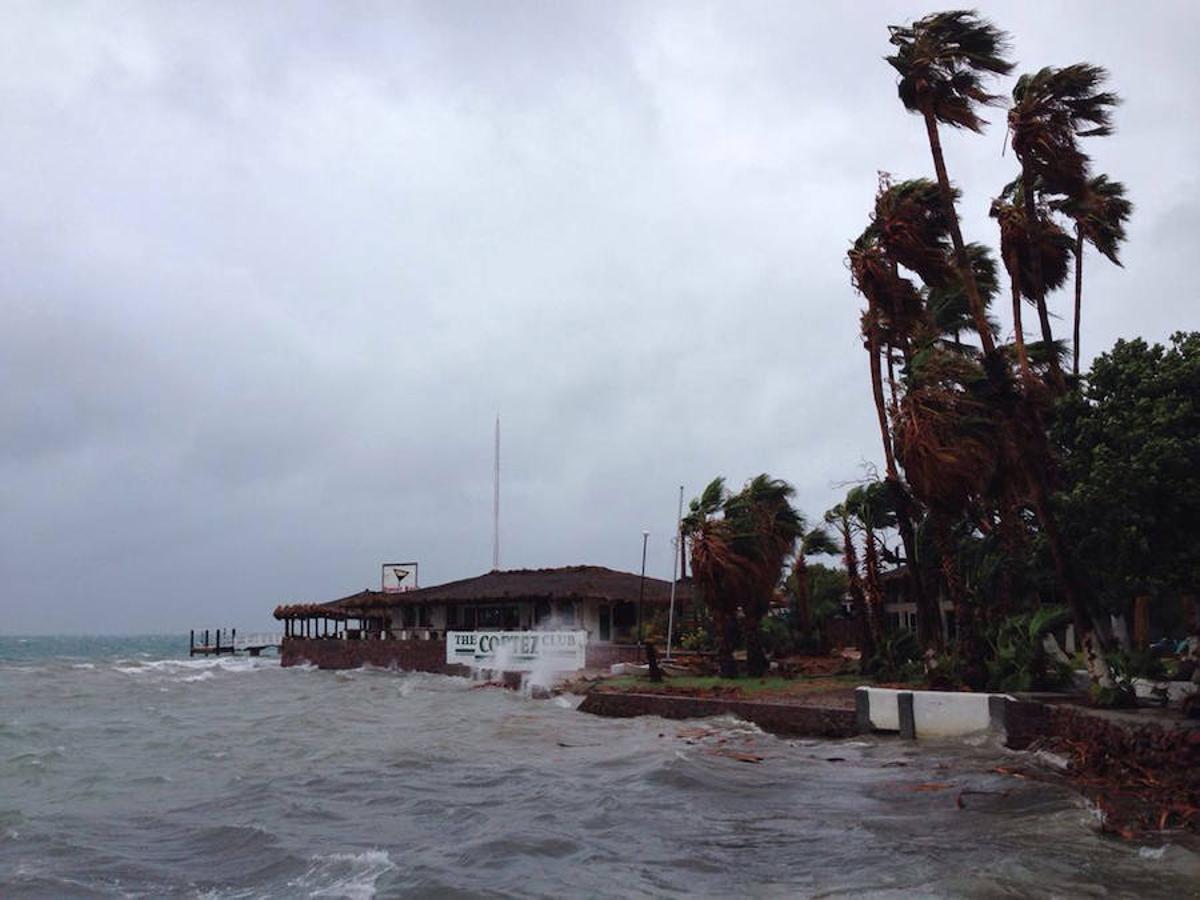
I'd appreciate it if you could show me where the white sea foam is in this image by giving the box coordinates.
[291,849,395,900]
[114,657,272,678]
[1138,845,1167,860]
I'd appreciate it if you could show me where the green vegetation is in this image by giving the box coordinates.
[674,12,1196,707]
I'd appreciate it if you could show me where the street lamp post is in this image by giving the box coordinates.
[637,530,649,644]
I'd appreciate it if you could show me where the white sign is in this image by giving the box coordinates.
[381,562,418,593]
[446,630,588,672]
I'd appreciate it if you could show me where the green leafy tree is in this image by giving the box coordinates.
[1055,333,1200,634]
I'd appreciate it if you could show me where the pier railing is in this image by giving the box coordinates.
[189,629,282,656]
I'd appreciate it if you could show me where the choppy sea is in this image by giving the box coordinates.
[1,635,1197,898]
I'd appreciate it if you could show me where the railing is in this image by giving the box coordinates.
[234,632,283,650]
[189,628,282,656]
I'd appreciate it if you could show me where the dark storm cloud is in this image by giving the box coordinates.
[1,1,1197,632]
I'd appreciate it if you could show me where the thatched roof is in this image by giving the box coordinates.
[327,566,691,611]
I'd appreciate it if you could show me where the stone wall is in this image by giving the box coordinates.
[1003,698,1200,762]
[578,691,858,738]
[281,637,461,673]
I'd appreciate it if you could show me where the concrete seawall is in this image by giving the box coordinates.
[577,691,858,738]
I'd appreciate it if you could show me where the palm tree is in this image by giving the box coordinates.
[724,475,804,677]
[1052,175,1132,376]
[851,187,947,648]
[789,526,840,637]
[990,187,1074,384]
[845,482,898,650]
[683,476,802,678]
[887,11,1013,358]
[682,478,745,678]
[1008,65,1120,389]
[825,500,874,663]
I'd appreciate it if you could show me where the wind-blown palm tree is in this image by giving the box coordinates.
[1008,64,1120,389]
[990,187,1074,384]
[683,476,802,678]
[826,500,874,663]
[1053,175,1132,375]
[887,10,1013,358]
[682,478,745,678]
[725,475,804,677]
[852,183,954,647]
[845,482,898,651]
[789,526,840,637]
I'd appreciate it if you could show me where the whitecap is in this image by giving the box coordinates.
[290,849,395,899]
[1138,845,1167,860]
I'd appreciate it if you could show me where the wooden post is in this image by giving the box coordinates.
[190,629,195,656]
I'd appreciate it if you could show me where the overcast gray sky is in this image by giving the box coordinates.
[2,1,1197,633]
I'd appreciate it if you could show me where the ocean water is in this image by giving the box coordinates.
[1,636,1197,898]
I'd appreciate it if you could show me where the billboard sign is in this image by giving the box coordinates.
[381,562,418,593]
[446,630,587,672]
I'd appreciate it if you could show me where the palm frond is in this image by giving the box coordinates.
[887,10,1014,132]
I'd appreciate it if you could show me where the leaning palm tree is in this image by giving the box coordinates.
[789,526,841,637]
[1052,175,1132,375]
[990,188,1074,384]
[683,476,802,678]
[825,500,875,663]
[1008,64,1120,389]
[845,482,898,651]
[682,478,745,678]
[887,10,1013,358]
[851,188,949,648]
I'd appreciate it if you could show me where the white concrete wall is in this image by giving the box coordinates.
[864,687,1004,738]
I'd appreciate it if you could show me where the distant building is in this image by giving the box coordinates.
[273,565,692,671]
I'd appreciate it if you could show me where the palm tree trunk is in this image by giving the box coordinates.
[745,603,769,678]
[862,525,886,648]
[841,522,875,662]
[1005,250,1035,384]
[920,104,996,357]
[714,605,739,679]
[867,318,897,476]
[1072,223,1084,378]
[1020,159,1067,393]
[792,556,811,636]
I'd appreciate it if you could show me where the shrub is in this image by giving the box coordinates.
[985,606,1074,693]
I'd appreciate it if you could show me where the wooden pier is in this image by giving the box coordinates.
[190,628,282,657]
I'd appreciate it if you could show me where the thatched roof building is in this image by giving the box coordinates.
[338,565,689,610]
[268,566,691,628]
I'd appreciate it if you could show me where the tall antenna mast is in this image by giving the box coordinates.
[492,415,501,571]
